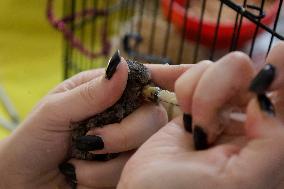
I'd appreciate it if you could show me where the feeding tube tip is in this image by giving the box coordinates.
[142,85,247,123]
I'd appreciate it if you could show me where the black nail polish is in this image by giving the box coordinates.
[94,153,120,161]
[193,126,208,150]
[59,162,76,182]
[70,181,77,189]
[105,50,121,80]
[249,64,276,94]
[75,135,104,151]
[257,94,275,116]
[183,113,192,133]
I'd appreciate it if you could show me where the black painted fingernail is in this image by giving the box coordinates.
[183,113,192,133]
[249,64,276,94]
[70,181,77,189]
[193,126,208,150]
[105,50,121,80]
[75,135,104,151]
[59,162,76,182]
[257,94,275,116]
[94,153,120,161]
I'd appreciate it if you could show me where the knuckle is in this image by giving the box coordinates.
[198,60,213,66]
[228,51,250,62]
[228,51,252,67]
[175,61,210,93]
[38,96,56,113]
[36,96,66,123]
[151,105,168,126]
[80,81,97,106]
[63,80,76,91]
[226,52,254,77]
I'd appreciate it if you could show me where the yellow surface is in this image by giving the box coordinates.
[0,0,63,138]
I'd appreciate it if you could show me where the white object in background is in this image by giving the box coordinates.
[0,86,19,131]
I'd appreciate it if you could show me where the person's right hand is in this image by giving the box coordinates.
[118,42,284,189]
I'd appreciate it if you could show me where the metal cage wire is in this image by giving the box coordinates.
[47,0,284,79]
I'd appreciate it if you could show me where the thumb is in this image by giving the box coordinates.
[231,94,284,188]
[43,53,129,124]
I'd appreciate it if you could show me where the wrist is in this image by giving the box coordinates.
[0,136,38,188]
[0,136,11,187]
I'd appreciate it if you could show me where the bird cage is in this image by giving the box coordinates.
[47,0,284,79]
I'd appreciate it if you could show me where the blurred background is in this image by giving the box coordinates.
[0,0,62,138]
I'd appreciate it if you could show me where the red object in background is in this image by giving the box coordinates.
[161,0,279,49]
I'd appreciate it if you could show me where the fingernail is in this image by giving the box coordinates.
[70,181,77,189]
[94,153,120,161]
[75,135,104,151]
[257,94,275,116]
[193,126,208,150]
[59,162,76,182]
[105,50,121,80]
[183,113,192,133]
[249,64,276,94]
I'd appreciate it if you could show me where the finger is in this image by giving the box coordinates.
[79,103,168,154]
[225,95,284,188]
[137,116,195,154]
[78,186,114,189]
[53,62,192,95]
[70,152,132,188]
[192,52,254,147]
[50,68,105,94]
[175,61,211,133]
[250,41,284,93]
[41,55,128,123]
[146,64,193,91]
[77,185,92,189]
[175,60,212,114]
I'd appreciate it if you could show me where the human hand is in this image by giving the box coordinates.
[0,53,190,189]
[118,42,284,189]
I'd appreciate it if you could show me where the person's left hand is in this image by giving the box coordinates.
[117,46,284,189]
[0,56,190,189]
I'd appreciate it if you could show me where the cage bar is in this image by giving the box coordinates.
[47,0,284,78]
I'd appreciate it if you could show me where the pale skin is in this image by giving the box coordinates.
[118,42,284,189]
[1,41,284,189]
[0,58,190,189]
